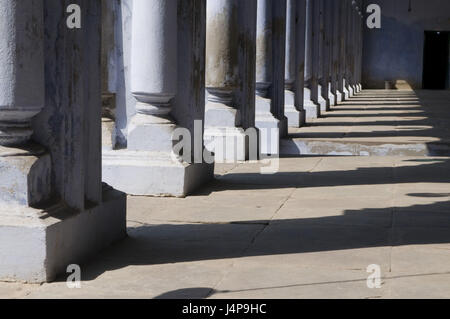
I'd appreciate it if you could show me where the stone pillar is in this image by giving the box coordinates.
[0,0,126,282]
[255,0,281,154]
[320,0,334,109]
[271,0,288,138]
[337,0,348,100]
[101,0,118,150]
[343,0,353,99]
[303,0,319,119]
[330,0,342,104]
[347,0,356,97]
[311,0,327,116]
[104,0,214,196]
[355,3,363,93]
[205,0,258,161]
[285,0,307,128]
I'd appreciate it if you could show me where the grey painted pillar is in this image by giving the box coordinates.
[271,0,288,138]
[343,0,353,98]
[0,1,45,147]
[311,0,327,116]
[255,0,281,154]
[0,0,126,282]
[347,0,357,96]
[303,0,319,119]
[355,2,363,92]
[285,0,307,128]
[338,0,348,100]
[128,0,178,153]
[331,0,342,103]
[101,0,119,150]
[321,0,334,109]
[205,0,258,161]
[103,0,214,196]
[336,0,346,101]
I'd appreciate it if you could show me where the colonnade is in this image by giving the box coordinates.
[0,0,363,282]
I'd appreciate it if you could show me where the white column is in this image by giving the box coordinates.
[356,4,363,92]
[285,0,307,128]
[347,0,356,96]
[331,0,342,103]
[0,2,45,146]
[254,0,281,155]
[128,0,177,152]
[343,0,352,99]
[205,0,258,161]
[320,0,334,109]
[0,0,49,212]
[103,0,214,196]
[256,0,273,99]
[303,0,319,119]
[101,0,119,150]
[1,0,126,283]
[312,0,327,114]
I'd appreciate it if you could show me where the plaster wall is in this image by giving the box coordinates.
[362,0,450,89]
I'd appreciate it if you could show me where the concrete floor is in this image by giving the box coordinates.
[1,90,450,299]
[283,90,450,156]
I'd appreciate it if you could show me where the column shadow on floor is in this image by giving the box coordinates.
[67,158,450,282]
[286,90,450,155]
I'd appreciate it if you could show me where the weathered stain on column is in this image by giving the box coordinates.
[294,0,307,107]
[256,0,273,98]
[205,0,240,104]
[271,0,288,137]
[285,0,296,91]
[304,0,313,85]
[0,0,45,146]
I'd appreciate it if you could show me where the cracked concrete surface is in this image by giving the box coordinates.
[1,155,449,299]
[1,90,450,299]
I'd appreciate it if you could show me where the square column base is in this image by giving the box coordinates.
[103,150,214,197]
[204,127,255,163]
[328,85,336,107]
[285,106,306,128]
[336,90,343,103]
[317,84,329,113]
[285,90,306,128]
[348,85,355,97]
[0,187,126,283]
[304,87,320,120]
[343,87,350,100]
[256,113,281,156]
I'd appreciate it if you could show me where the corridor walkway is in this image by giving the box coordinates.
[283,90,450,156]
[1,91,449,299]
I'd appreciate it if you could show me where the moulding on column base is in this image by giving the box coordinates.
[343,86,350,100]
[255,96,281,155]
[103,150,214,197]
[335,90,343,103]
[102,118,117,151]
[285,90,305,128]
[204,101,254,162]
[348,85,355,97]
[317,84,328,113]
[0,186,126,283]
[327,83,336,108]
[285,106,305,128]
[204,127,253,162]
[303,87,320,120]
[0,145,51,208]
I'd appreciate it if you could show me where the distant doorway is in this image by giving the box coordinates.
[423,31,449,90]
